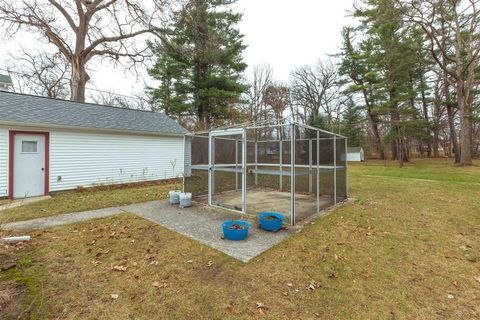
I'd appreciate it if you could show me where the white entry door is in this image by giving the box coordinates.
[13,134,46,198]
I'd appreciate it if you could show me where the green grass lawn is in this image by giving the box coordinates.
[1,159,479,319]
[350,158,480,184]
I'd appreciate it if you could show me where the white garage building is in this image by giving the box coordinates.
[0,91,187,199]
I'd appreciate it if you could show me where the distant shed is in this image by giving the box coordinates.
[347,147,365,162]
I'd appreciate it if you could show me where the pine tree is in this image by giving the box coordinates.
[353,0,430,166]
[149,0,248,129]
[340,100,364,147]
[339,27,385,159]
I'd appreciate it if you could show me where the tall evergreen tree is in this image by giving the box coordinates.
[149,0,248,129]
[340,99,364,147]
[339,27,385,159]
[353,0,430,166]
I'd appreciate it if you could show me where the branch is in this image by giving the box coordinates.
[47,0,78,33]
[84,28,157,58]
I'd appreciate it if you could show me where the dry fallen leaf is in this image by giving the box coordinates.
[152,281,168,289]
[474,276,480,284]
[256,302,267,315]
[91,260,101,266]
[286,283,293,288]
[207,260,214,267]
[111,294,119,299]
[144,253,155,260]
[447,294,454,299]
[112,265,129,272]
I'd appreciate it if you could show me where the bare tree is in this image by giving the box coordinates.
[0,0,171,102]
[5,49,70,98]
[245,64,273,123]
[264,83,290,124]
[89,90,154,110]
[290,60,339,127]
[401,0,480,165]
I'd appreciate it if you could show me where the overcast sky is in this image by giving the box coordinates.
[0,0,355,98]
[233,0,354,80]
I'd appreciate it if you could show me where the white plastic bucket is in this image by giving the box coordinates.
[179,192,192,208]
[169,190,181,205]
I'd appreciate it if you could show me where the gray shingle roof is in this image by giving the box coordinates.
[0,91,187,135]
[347,147,363,153]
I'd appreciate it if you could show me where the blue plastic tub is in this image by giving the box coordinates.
[258,212,285,232]
[222,220,251,241]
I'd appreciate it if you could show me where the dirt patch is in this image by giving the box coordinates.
[264,215,280,221]
[0,282,26,316]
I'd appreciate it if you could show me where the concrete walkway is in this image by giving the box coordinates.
[1,200,294,262]
[123,201,294,262]
[1,207,124,231]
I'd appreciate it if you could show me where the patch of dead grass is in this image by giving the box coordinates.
[0,198,12,206]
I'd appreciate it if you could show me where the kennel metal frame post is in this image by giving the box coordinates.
[184,121,348,225]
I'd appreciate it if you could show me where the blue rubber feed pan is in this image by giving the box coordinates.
[222,220,251,241]
[258,212,285,232]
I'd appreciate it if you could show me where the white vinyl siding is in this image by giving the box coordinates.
[0,128,8,197]
[49,130,185,192]
[347,152,363,162]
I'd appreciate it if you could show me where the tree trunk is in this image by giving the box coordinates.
[70,55,89,102]
[389,87,407,163]
[446,105,460,163]
[363,90,384,159]
[391,139,397,160]
[457,81,473,165]
[443,76,460,163]
[420,79,432,157]
[432,82,441,158]
[433,131,440,158]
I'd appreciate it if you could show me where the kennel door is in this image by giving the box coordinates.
[208,129,246,214]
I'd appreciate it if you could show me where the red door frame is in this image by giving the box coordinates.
[8,130,50,199]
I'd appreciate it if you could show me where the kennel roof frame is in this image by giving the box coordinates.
[184,120,348,225]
